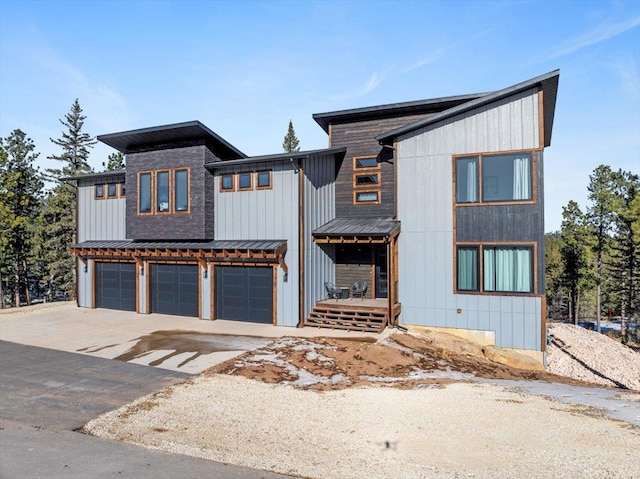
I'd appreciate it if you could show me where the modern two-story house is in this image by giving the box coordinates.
[69,70,559,362]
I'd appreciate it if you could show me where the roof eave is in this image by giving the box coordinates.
[205,147,347,170]
[376,70,560,146]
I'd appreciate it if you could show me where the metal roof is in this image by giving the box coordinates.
[61,169,125,181]
[72,239,286,251]
[377,70,560,147]
[205,147,347,170]
[313,217,400,237]
[312,93,490,133]
[97,121,247,159]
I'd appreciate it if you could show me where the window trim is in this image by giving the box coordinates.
[155,170,171,214]
[120,183,126,198]
[106,183,118,199]
[255,170,272,190]
[453,149,539,207]
[352,155,381,206]
[173,168,190,213]
[238,172,253,191]
[454,242,537,295]
[138,171,153,214]
[94,184,105,199]
[219,173,235,192]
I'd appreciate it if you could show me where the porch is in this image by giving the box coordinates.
[304,298,401,333]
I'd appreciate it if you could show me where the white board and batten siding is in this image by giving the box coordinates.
[76,179,127,308]
[303,154,336,319]
[214,162,299,326]
[396,88,543,351]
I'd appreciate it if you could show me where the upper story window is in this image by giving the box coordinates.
[138,168,190,215]
[95,182,124,200]
[455,151,534,204]
[353,155,381,204]
[219,170,273,192]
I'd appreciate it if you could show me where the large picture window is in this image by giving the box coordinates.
[455,151,534,204]
[456,244,534,294]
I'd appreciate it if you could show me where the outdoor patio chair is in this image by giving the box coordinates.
[324,282,343,300]
[350,280,368,299]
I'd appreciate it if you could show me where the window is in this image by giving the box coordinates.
[107,184,118,198]
[174,169,188,212]
[220,174,234,192]
[238,172,252,190]
[120,183,126,197]
[456,244,534,293]
[138,167,188,214]
[139,172,151,213]
[455,151,534,204]
[156,171,170,212]
[95,184,104,199]
[353,155,381,205]
[256,170,272,189]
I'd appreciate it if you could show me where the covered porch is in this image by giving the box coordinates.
[305,217,401,333]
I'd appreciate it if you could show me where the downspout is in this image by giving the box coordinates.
[297,158,305,327]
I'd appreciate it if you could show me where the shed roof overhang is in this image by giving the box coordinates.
[97,121,247,160]
[70,240,288,271]
[312,218,400,244]
[376,70,560,147]
[204,147,347,171]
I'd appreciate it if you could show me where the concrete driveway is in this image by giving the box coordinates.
[0,341,292,479]
[0,302,388,373]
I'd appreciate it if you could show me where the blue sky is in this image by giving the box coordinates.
[1,0,638,232]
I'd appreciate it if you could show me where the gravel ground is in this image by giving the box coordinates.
[547,323,640,391]
[85,325,640,479]
[85,375,640,479]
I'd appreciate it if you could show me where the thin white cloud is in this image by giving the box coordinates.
[546,15,640,60]
[359,70,384,96]
[611,56,640,99]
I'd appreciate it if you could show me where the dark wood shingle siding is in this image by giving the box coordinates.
[329,113,430,218]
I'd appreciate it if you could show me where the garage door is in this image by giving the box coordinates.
[150,264,198,317]
[215,266,273,323]
[95,262,136,311]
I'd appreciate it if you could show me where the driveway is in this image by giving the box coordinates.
[0,302,387,373]
[0,341,292,479]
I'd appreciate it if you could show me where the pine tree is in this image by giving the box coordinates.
[102,151,125,171]
[282,120,300,153]
[0,130,44,307]
[586,165,618,332]
[38,99,96,300]
[560,201,593,324]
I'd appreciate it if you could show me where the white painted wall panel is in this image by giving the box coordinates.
[77,259,92,307]
[397,88,542,350]
[214,162,299,326]
[77,184,127,242]
[303,154,336,319]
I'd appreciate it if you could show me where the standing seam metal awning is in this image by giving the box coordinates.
[312,218,400,244]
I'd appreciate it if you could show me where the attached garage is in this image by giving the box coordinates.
[150,264,199,317]
[95,262,136,311]
[215,266,273,323]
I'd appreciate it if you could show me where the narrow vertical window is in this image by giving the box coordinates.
[457,247,479,291]
[107,184,118,198]
[156,171,170,212]
[238,172,252,190]
[139,173,151,213]
[120,183,126,197]
[174,169,188,212]
[456,157,478,203]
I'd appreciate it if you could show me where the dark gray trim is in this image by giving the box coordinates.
[204,147,347,170]
[312,93,489,133]
[313,217,400,237]
[62,170,125,181]
[72,239,286,252]
[376,70,560,147]
[97,121,247,159]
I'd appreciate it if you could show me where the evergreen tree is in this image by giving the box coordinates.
[38,99,96,300]
[0,130,44,307]
[282,120,300,153]
[586,165,618,332]
[102,151,125,171]
[544,232,566,319]
[560,201,593,324]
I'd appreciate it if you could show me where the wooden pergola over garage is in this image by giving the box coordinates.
[70,239,287,323]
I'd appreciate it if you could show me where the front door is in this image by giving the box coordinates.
[375,245,388,299]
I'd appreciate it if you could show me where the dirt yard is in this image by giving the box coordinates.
[84,325,640,479]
